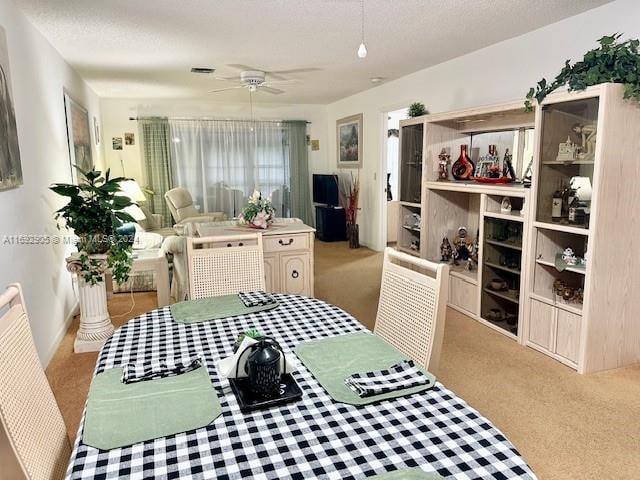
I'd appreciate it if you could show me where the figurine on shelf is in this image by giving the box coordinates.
[452,144,475,180]
[562,248,577,265]
[503,148,516,179]
[440,237,453,262]
[410,239,420,251]
[500,197,512,214]
[452,226,474,266]
[437,148,450,181]
[572,123,597,161]
[556,136,578,163]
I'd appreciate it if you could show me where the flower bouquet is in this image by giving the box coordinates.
[242,190,275,229]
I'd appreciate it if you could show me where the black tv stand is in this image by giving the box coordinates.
[315,205,346,242]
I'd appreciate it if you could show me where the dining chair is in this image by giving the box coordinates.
[373,248,449,373]
[186,233,266,298]
[0,284,70,480]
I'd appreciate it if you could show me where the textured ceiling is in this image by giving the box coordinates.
[17,0,611,103]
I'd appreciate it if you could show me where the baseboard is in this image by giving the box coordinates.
[43,300,79,368]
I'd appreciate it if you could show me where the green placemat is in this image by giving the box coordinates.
[294,332,435,406]
[171,294,279,323]
[83,366,220,450]
[368,467,444,479]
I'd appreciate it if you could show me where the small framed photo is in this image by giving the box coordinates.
[112,137,123,151]
[125,132,135,146]
[336,113,363,168]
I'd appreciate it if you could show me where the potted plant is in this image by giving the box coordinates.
[50,167,137,352]
[525,34,640,111]
[241,190,275,229]
[408,102,428,118]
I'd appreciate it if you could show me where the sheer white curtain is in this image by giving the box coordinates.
[169,120,291,218]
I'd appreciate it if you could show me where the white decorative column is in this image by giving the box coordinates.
[66,254,115,353]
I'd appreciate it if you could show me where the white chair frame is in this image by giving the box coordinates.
[186,233,266,299]
[0,284,70,480]
[374,248,449,373]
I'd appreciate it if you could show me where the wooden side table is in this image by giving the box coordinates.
[131,249,170,308]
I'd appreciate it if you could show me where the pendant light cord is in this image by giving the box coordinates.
[361,0,365,43]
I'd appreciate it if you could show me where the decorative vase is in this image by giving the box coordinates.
[347,223,360,249]
[451,144,475,180]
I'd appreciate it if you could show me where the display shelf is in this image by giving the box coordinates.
[483,211,525,223]
[485,239,522,251]
[449,265,479,285]
[399,201,421,208]
[402,225,421,233]
[397,246,420,257]
[485,261,521,276]
[542,160,595,165]
[483,287,519,304]
[535,257,586,275]
[533,221,590,236]
[529,292,582,315]
[480,316,518,338]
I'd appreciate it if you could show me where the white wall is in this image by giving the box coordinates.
[325,0,638,251]
[100,98,328,190]
[0,1,103,365]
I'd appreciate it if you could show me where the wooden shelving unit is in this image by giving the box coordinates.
[523,83,640,373]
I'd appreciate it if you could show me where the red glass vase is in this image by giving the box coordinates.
[451,144,475,180]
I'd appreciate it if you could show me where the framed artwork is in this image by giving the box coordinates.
[112,137,123,150]
[0,25,22,191]
[336,113,362,168]
[124,132,135,145]
[64,91,93,183]
[93,117,100,146]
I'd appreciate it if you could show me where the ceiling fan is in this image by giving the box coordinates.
[208,64,319,95]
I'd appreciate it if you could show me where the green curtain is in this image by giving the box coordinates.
[286,121,314,226]
[139,117,173,227]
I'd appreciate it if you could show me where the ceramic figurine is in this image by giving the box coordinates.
[440,237,453,262]
[410,239,420,251]
[500,197,512,214]
[452,226,474,265]
[437,148,450,181]
[556,136,578,162]
[562,248,577,265]
[503,148,516,179]
[572,123,597,160]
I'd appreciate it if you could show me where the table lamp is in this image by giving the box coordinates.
[119,180,147,221]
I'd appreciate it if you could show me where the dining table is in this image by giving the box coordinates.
[66,294,536,479]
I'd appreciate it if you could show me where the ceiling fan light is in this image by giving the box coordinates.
[357,42,367,59]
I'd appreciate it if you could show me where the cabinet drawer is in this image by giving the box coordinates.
[555,309,581,363]
[448,276,478,316]
[279,253,311,296]
[528,298,554,351]
[264,233,309,253]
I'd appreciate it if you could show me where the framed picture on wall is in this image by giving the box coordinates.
[63,91,93,183]
[336,113,363,168]
[0,25,23,192]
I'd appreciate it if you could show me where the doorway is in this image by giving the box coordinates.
[383,108,408,247]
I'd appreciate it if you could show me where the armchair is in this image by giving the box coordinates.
[164,187,227,225]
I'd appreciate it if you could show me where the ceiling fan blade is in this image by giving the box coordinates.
[262,79,300,86]
[267,67,321,80]
[211,76,239,82]
[258,86,284,95]
[227,64,261,72]
[207,85,245,94]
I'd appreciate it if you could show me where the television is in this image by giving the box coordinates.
[313,174,339,207]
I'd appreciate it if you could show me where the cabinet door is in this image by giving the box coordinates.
[448,276,478,316]
[528,299,554,351]
[555,309,581,363]
[263,254,279,293]
[279,253,310,296]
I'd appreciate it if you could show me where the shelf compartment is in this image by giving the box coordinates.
[535,257,586,275]
[484,211,525,223]
[397,246,420,257]
[399,122,424,203]
[485,239,522,251]
[534,221,590,236]
[485,261,521,275]
[484,287,519,304]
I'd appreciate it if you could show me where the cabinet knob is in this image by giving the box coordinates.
[279,238,294,246]
[291,270,299,279]
[239,242,244,246]
[226,243,232,247]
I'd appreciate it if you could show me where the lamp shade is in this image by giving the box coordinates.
[119,180,147,203]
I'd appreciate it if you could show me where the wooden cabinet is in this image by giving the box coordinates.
[527,298,581,366]
[448,276,478,316]
[528,298,554,350]
[195,222,315,298]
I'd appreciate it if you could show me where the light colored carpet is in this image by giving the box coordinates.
[46,240,640,479]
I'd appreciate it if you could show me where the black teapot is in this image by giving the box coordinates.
[236,337,285,400]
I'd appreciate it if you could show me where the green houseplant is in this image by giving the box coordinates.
[525,34,640,111]
[50,167,136,285]
[408,102,428,118]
